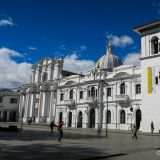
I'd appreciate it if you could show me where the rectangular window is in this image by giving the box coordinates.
[36,98,39,103]
[10,98,17,104]
[79,91,83,99]
[0,97,2,103]
[155,77,158,84]
[96,89,97,97]
[107,88,112,97]
[135,84,141,94]
[60,93,64,101]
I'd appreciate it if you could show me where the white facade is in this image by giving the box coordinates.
[134,20,160,133]
[0,89,19,122]
[18,43,143,132]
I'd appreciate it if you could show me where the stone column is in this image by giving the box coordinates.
[49,85,57,122]
[7,111,10,122]
[18,92,25,121]
[37,87,43,123]
[24,90,30,122]
[48,65,53,81]
[29,93,36,118]
[32,70,36,83]
[18,93,23,118]
[53,63,59,79]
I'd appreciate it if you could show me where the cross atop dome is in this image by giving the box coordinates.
[106,35,113,54]
[106,35,112,46]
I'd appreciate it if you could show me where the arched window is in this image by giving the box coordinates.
[120,110,125,124]
[42,72,48,82]
[120,82,125,94]
[69,89,73,99]
[151,36,159,54]
[91,86,95,97]
[107,110,111,123]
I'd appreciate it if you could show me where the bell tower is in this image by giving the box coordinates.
[134,20,160,132]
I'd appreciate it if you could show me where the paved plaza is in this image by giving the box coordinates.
[0,124,159,159]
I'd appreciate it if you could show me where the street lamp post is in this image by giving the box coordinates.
[106,85,108,137]
[97,80,104,137]
[97,80,108,137]
[21,107,25,130]
[130,106,133,130]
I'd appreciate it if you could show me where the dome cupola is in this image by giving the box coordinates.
[96,38,123,70]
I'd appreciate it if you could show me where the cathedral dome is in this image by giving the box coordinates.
[96,44,123,70]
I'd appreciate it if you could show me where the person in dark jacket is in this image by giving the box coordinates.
[132,125,138,139]
[151,121,154,134]
[57,122,63,142]
[49,121,55,133]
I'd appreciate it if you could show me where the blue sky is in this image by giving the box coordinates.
[0,0,160,88]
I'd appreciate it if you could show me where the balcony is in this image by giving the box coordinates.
[115,94,130,108]
[85,97,97,104]
[64,99,75,110]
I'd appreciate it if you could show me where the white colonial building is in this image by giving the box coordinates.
[18,20,160,132]
[134,20,160,133]
[0,89,19,122]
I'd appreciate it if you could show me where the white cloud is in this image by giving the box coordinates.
[153,1,160,14]
[0,47,32,89]
[28,46,37,50]
[107,34,134,47]
[58,44,66,50]
[0,17,14,27]
[123,52,141,66]
[63,53,95,74]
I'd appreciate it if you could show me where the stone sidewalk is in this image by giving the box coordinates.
[0,124,159,159]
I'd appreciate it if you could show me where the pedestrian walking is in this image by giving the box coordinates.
[151,121,154,134]
[49,121,55,133]
[57,121,63,142]
[132,125,138,139]
[28,118,32,125]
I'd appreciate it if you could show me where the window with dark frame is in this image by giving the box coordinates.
[152,37,159,54]
[60,93,64,101]
[10,98,17,104]
[91,86,95,97]
[69,90,73,99]
[36,98,39,103]
[79,91,83,99]
[155,77,158,84]
[135,84,141,94]
[42,72,48,82]
[107,88,112,97]
[0,97,2,103]
[120,82,125,94]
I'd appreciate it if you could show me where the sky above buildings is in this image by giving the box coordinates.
[0,0,160,89]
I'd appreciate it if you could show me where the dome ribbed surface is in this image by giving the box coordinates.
[96,45,123,69]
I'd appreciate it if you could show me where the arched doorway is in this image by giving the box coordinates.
[136,109,141,129]
[89,108,95,128]
[120,110,125,124]
[68,112,72,127]
[59,112,63,123]
[77,111,82,128]
[106,110,111,124]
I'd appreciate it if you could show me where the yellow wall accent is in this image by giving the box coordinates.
[148,67,152,94]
